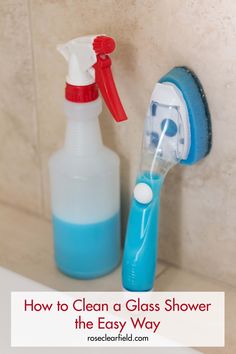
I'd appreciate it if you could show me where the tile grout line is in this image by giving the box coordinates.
[0,198,42,219]
[155,263,170,280]
[158,259,236,291]
[0,199,51,223]
[26,0,45,217]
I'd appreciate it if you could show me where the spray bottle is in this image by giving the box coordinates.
[49,35,127,279]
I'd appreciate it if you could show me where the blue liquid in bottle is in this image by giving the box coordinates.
[53,212,120,279]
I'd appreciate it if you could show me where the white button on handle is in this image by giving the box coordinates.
[133,183,153,204]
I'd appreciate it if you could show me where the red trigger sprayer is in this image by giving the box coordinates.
[58,34,127,121]
[93,35,127,121]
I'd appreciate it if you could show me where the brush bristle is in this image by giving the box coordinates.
[159,66,212,165]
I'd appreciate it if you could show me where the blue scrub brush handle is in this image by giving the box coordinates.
[122,174,163,291]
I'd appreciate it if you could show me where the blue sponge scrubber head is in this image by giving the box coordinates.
[159,67,212,165]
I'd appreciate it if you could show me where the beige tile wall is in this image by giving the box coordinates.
[0,0,235,285]
[0,0,42,213]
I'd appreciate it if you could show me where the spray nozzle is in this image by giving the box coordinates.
[58,35,127,122]
[93,36,115,54]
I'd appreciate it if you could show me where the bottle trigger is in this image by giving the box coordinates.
[93,36,127,122]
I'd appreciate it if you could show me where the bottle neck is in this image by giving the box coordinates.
[64,98,103,155]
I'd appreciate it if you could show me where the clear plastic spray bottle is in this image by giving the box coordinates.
[49,35,127,279]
